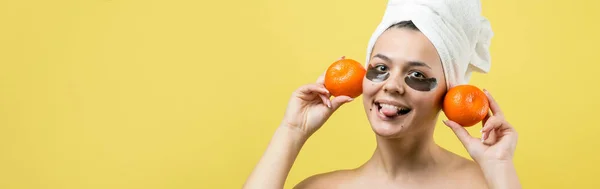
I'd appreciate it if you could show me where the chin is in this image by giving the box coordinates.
[362,94,437,139]
[365,102,417,138]
[370,117,418,138]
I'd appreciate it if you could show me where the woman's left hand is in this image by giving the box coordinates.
[443,89,518,165]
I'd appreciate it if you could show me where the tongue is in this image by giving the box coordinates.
[381,106,398,117]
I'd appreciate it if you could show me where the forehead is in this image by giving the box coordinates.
[370,28,442,69]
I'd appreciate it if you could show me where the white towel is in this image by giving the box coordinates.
[365,0,493,89]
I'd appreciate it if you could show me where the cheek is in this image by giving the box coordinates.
[410,85,446,112]
[362,78,371,93]
[362,79,377,111]
[411,95,440,115]
[432,78,447,106]
[416,89,446,111]
[362,78,381,97]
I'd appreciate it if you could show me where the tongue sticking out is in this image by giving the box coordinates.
[381,106,398,117]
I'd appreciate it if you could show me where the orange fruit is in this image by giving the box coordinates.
[324,58,366,98]
[442,85,489,127]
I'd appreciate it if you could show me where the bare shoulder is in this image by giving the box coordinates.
[446,154,489,188]
[293,169,356,189]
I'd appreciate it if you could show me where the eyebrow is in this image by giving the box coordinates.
[406,61,431,69]
[372,53,432,69]
[373,54,392,62]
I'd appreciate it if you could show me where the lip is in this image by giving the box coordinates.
[372,99,411,121]
[373,99,411,109]
[374,104,410,121]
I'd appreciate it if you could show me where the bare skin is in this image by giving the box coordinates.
[243,28,520,189]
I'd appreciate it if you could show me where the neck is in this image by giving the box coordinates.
[365,124,449,178]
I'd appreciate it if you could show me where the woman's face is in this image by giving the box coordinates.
[362,27,447,138]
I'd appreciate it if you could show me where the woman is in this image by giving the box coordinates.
[244,1,521,188]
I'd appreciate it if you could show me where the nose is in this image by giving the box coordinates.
[382,73,405,95]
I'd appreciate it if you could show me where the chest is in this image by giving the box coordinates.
[336,177,486,189]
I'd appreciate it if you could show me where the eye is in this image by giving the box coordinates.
[366,64,391,82]
[375,65,388,72]
[409,71,426,79]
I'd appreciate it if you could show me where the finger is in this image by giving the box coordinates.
[490,125,518,157]
[480,111,491,138]
[497,126,518,149]
[482,116,518,141]
[298,84,329,95]
[481,115,504,142]
[316,74,325,85]
[481,115,502,134]
[338,56,345,60]
[496,121,517,140]
[330,95,353,110]
[315,82,332,108]
[484,89,503,117]
[319,94,332,108]
[483,128,498,145]
[443,120,479,149]
[481,111,491,129]
[297,84,330,99]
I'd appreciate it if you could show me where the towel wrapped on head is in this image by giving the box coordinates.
[365,0,493,89]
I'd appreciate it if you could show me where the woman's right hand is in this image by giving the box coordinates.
[243,58,355,189]
[281,70,354,139]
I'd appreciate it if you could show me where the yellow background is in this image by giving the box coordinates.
[1,0,598,188]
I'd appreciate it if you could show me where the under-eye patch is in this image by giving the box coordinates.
[366,65,390,82]
[367,64,437,91]
[404,75,437,91]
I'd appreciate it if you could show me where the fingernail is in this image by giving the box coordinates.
[328,101,332,108]
[481,138,484,142]
[347,98,354,102]
[480,129,483,133]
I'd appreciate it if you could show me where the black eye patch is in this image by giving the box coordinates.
[366,66,390,82]
[405,76,437,91]
[366,65,437,92]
